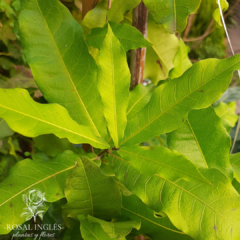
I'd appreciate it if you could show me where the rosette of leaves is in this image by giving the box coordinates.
[0,0,239,239]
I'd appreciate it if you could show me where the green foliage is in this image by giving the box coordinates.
[123,56,240,147]
[213,0,229,26]
[0,0,239,239]
[0,88,109,149]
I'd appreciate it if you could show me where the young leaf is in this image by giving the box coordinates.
[0,88,109,149]
[110,154,240,240]
[98,25,130,148]
[213,0,229,26]
[214,102,238,132]
[169,39,192,79]
[116,146,210,184]
[19,0,107,139]
[127,84,154,120]
[144,19,179,84]
[62,156,121,221]
[0,151,78,234]
[122,55,240,147]
[143,0,201,33]
[108,0,141,23]
[34,134,80,157]
[168,107,233,179]
[86,22,152,51]
[84,215,141,239]
[122,194,191,240]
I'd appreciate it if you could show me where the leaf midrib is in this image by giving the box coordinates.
[0,161,77,207]
[35,0,100,137]
[112,153,240,234]
[121,60,240,145]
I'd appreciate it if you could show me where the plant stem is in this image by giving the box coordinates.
[130,1,149,90]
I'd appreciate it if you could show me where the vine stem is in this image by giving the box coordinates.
[130,1,149,90]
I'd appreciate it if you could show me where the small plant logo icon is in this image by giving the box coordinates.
[21,189,46,222]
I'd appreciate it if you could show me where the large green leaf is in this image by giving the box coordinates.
[108,0,141,23]
[168,107,232,178]
[117,146,209,184]
[86,22,152,51]
[169,39,192,79]
[143,0,201,33]
[144,19,179,84]
[98,25,130,148]
[34,134,80,157]
[19,0,107,139]
[62,156,121,221]
[0,151,77,234]
[80,215,140,239]
[0,88,109,149]
[214,102,238,132]
[110,153,240,240]
[122,194,192,240]
[127,84,154,120]
[122,55,240,147]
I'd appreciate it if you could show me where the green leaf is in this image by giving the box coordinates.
[214,102,238,132]
[62,156,121,221]
[0,88,109,149]
[108,0,141,23]
[34,134,80,157]
[84,215,141,239]
[0,118,14,140]
[168,107,232,179]
[169,39,192,79]
[122,194,192,240]
[230,153,240,183]
[127,84,154,120]
[86,22,152,51]
[98,25,130,148]
[213,0,229,26]
[0,151,77,234]
[79,215,113,240]
[19,0,107,139]
[144,19,179,84]
[122,55,240,147]
[143,0,201,33]
[116,146,210,184]
[110,154,240,240]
